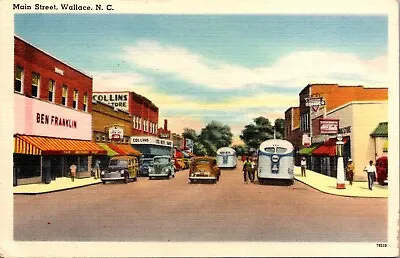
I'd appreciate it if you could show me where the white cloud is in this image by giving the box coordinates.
[122,41,388,89]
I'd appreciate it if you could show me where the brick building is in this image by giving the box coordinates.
[13,36,105,185]
[289,83,388,181]
[92,91,159,136]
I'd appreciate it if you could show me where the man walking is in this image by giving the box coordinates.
[300,157,307,177]
[242,157,252,184]
[70,163,77,182]
[94,159,101,179]
[346,159,354,185]
[364,160,377,190]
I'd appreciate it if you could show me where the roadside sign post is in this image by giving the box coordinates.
[336,134,346,189]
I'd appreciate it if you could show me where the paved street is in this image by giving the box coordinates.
[14,163,387,242]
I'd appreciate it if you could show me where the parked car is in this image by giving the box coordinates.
[101,156,138,184]
[139,158,154,177]
[189,156,220,183]
[173,158,181,171]
[183,158,191,169]
[149,156,175,179]
[376,156,388,185]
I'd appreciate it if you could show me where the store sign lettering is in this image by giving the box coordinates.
[92,93,129,110]
[132,138,150,143]
[319,119,339,134]
[339,126,351,134]
[36,113,77,128]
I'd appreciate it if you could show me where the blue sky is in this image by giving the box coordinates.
[14,14,388,143]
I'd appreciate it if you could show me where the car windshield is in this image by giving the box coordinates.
[195,160,211,165]
[109,160,128,167]
[142,159,154,165]
[154,157,169,164]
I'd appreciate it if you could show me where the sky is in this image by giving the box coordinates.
[14,14,388,144]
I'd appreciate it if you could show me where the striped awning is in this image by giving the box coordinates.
[14,135,107,155]
[97,143,118,157]
[115,144,142,157]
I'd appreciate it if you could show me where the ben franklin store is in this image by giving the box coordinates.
[14,93,106,185]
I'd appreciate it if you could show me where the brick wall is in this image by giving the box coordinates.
[14,36,93,113]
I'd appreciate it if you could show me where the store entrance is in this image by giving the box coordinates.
[63,156,79,177]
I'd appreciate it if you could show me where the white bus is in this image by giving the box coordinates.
[216,147,237,169]
[257,139,294,185]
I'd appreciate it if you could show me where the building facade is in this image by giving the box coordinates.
[14,36,105,185]
[92,91,159,137]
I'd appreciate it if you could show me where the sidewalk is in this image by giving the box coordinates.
[294,166,388,198]
[13,177,102,195]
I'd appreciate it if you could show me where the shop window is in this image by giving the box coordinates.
[96,134,100,141]
[48,79,55,102]
[102,135,106,142]
[83,93,88,112]
[14,66,23,93]
[78,157,89,173]
[62,85,68,106]
[31,72,40,98]
[73,89,78,109]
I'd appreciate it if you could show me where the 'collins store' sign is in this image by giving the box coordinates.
[92,92,130,112]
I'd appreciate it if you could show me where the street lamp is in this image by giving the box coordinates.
[336,134,346,189]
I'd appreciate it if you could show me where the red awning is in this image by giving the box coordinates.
[174,149,183,158]
[14,135,107,155]
[312,137,349,156]
[107,144,142,157]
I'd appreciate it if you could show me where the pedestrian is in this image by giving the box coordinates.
[300,157,307,177]
[249,158,256,183]
[70,163,77,182]
[346,158,354,185]
[94,159,101,179]
[242,157,252,183]
[363,160,377,190]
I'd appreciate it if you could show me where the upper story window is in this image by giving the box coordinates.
[62,85,68,106]
[83,93,88,112]
[48,80,55,102]
[14,66,23,93]
[138,117,142,130]
[96,134,100,141]
[73,89,79,109]
[31,72,40,98]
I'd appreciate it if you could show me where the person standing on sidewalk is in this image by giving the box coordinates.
[93,159,101,179]
[242,157,252,183]
[346,159,354,185]
[363,160,377,190]
[70,163,77,182]
[249,158,257,183]
[300,157,307,177]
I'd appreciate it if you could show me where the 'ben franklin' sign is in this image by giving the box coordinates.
[92,92,129,112]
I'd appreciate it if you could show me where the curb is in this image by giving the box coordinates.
[294,177,387,198]
[13,181,102,195]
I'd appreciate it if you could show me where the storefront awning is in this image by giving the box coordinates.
[174,149,183,158]
[298,142,323,156]
[108,143,142,157]
[370,122,388,137]
[14,135,107,155]
[312,137,349,157]
[97,143,118,157]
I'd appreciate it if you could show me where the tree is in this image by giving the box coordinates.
[274,118,285,139]
[198,121,233,156]
[240,116,285,150]
[193,142,207,156]
[182,128,198,141]
[232,145,247,156]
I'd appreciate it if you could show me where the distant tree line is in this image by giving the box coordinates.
[182,116,285,157]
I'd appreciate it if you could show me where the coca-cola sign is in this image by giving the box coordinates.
[319,119,339,134]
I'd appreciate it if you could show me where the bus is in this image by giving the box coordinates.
[216,147,237,169]
[257,139,294,185]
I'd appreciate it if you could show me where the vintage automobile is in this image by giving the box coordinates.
[139,158,154,177]
[101,156,138,184]
[173,158,181,171]
[183,158,191,169]
[189,156,221,183]
[149,156,175,179]
[376,156,388,185]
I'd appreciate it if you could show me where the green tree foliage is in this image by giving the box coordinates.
[240,116,285,150]
[182,128,198,141]
[198,121,233,156]
[232,145,247,156]
[193,142,207,156]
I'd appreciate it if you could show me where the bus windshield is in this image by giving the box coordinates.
[276,147,287,154]
[263,147,275,153]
